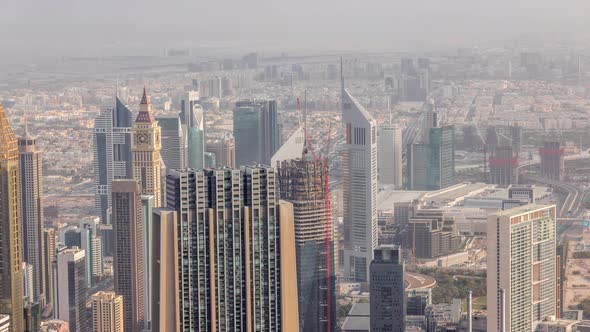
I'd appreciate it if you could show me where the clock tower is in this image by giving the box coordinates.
[131,87,162,206]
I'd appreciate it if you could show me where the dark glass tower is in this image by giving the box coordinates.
[233,100,280,166]
[370,246,405,332]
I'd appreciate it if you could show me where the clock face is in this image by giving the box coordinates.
[135,133,150,145]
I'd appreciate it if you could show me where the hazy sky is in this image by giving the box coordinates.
[1,0,589,61]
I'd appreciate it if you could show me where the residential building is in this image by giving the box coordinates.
[91,291,124,332]
[141,195,154,329]
[487,204,557,331]
[43,228,56,314]
[151,209,179,332]
[0,104,24,332]
[18,126,46,306]
[165,166,299,331]
[112,180,145,332]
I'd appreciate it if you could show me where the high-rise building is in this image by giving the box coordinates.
[180,91,205,170]
[487,204,557,331]
[488,146,518,185]
[165,166,299,331]
[22,262,33,303]
[407,125,455,190]
[378,125,403,187]
[0,104,24,332]
[63,220,102,287]
[151,209,179,332]
[205,137,235,168]
[0,315,8,332]
[91,291,124,332]
[111,180,145,332]
[56,247,88,332]
[140,195,154,329]
[43,228,56,315]
[278,157,336,331]
[540,141,564,181]
[341,62,378,282]
[233,100,280,166]
[132,88,162,206]
[18,126,46,307]
[93,96,133,255]
[370,246,405,332]
[157,117,186,171]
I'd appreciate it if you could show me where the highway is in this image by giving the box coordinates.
[523,175,586,218]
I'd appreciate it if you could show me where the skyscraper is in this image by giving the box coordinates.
[205,137,235,168]
[18,126,46,307]
[43,228,56,315]
[278,157,336,331]
[407,125,455,190]
[370,246,405,332]
[151,209,179,332]
[63,220,102,287]
[157,116,186,171]
[233,99,280,166]
[165,166,299,331]
[56,247,88,332]
[341,60,378,282]
[91,291,124,332]
[180,91,205,170]
[540,141,564,181]
[93,96,133,255]
[0,104,24,332]
[141,195,154,329]
[111,180,145,332]
[132,88,162,206]
[378,125,403,187]
[487,204,557,331]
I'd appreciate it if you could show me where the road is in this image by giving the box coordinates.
[523,175,585,218]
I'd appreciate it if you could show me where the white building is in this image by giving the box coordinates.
[487,204,557,331]
[341,77,378,282]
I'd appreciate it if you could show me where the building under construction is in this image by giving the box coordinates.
[485,125,520,185]
[489,146,519,185]
[540,141,564,180]
[278,157,336,332]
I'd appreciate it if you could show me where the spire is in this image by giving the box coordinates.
[135,87,156,123]
[140,86,148,105]
[0,104,18,160]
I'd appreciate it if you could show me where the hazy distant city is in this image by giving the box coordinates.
[2,2,590,332]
